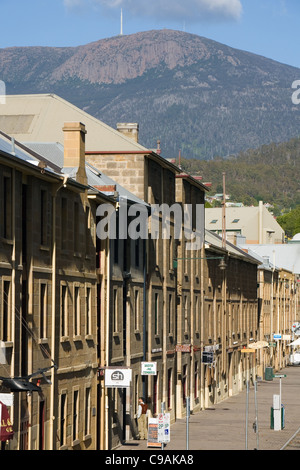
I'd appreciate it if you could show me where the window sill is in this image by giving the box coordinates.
[73,335,82,342]
[60,336,70,343]
[0,237,13,245]
[39,245,50,252]
[38,338,49,345]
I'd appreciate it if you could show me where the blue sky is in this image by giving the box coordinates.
[0,0,299,68]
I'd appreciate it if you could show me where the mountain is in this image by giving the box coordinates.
[1,29,300,159]
[180,136,300,212]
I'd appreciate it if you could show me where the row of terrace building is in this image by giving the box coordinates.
[0,94,299,450]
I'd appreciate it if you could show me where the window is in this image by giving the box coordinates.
[85,205,91,256]
[153,374,158,415]
[73,389,79,442]
[134,290,139,331]
[74,285,80,337]
[135,239,139,267]
[86,286,92,336]
[195,295,200,332]
[194,361,199,399]
[232,218,240,223]
[3,175,12,239]
[60,392,67,447]
[61,198,67,250]
[182,365,187,404]
[2,280,11,342]
[169,236,173,270]
[39,283,47,340]
[208,303,212,338]
[74,201,79,253]
[184,295,188,334]
[154,293,159,336]
[84,387,91,437]
[210,219,218,224]
[113,289,118,334]
[168,294,172,335]
[61,284,68,338]
[40,189,47,245]
[168,368,172,409]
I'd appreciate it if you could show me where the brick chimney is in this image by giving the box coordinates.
[117,123,139,143]
[62,122,87,185]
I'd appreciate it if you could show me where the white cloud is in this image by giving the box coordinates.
[64,0,243,22]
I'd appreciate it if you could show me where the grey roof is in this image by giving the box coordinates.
[0,132,63,177]
[26,142,148,206]
[205,229,260,265]
[238,243,300,274]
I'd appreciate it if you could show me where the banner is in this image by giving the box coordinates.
[0,401,14,441]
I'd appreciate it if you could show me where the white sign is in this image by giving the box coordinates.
[141,362,157,376]
[158,413,170,443]
[0,394,13,407]
[105,368,132,388]
[0,341,6,364]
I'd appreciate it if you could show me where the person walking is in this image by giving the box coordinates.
[137,397,148,440]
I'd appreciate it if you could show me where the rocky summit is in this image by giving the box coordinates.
[1,29,300,159]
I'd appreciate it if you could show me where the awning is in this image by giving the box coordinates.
[0,401,14,441]
[247,341,269,349]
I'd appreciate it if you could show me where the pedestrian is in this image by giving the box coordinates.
[137,397,148,440]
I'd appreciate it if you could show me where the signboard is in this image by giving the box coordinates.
[0,402,14,442]
[274,374,286,378]
[141,362,157,376]
[158,413,170,443]
[175,344,191,353]
[274,334,282,340]
[0,394,13,407]
[202,351,214,364]
[0,341,6,365]
[240,349,256,353]
[104,368,132,388]
[147,418,161,448]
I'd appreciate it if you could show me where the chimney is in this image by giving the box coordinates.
[117,123,139,143]
[62,122,87,186]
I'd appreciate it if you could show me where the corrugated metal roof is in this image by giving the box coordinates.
[239,243,300,274]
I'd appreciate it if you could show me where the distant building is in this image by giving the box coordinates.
[206,201,285,245]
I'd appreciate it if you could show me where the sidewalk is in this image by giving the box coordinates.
[117,365,300,451]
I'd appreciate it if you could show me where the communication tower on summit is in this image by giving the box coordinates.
[120,8,123,35]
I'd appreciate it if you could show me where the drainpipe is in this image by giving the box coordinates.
[11,169,16,438]
[143,238,147,400]
[105,238,110,450]
[50,175,68,450]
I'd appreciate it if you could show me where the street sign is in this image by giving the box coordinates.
[274,334,282,340]
[241,349,256,353]
[273,374,286,378]
[141,362,157,376]
[157,413,170,443]
[104,368,132,388]
[202,351,214,363]
[147,418,161,448]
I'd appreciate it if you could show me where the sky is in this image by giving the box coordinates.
[0,0,300,69]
